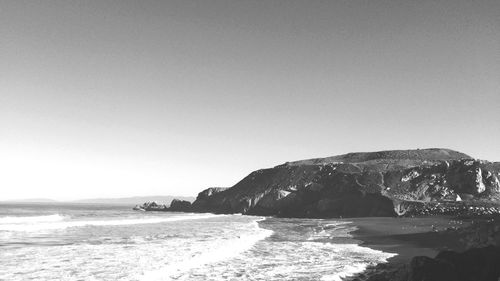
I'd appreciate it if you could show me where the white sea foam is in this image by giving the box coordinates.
[0,213,221,231]
[189,239,396,281]
[0,214,65,224]
[321,263,369,281]
[306,221,353,241]
[177,219,396,281]
[139,217,273,281]
[0,215,272,281]
[0,212,396,281]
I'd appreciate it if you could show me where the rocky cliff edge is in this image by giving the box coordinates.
[189,148,500,218]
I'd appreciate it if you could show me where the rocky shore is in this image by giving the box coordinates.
[348,216,500,281]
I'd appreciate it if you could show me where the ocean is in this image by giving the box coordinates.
[0,203,396,281]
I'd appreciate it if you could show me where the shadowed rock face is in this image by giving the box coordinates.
[190,187,228,212]
[190,149,500,218]
[168,199,192,212]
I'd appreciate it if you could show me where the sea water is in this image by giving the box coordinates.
[0,203,395,280]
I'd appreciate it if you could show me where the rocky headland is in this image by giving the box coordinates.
[166,148,500,218]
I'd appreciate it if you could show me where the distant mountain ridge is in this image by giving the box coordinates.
[2,196,195,205]
[0,198,58,203]
[72,196,195,205]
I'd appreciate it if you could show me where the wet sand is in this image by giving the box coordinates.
[348,216,472,263]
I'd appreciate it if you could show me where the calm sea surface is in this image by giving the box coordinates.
[0,203,395,280]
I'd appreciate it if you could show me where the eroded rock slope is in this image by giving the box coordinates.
[190,149,500,217]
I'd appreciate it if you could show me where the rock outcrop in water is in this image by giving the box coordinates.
[188,148,500,218]
[133,200,193,212]
[134,201,168,211]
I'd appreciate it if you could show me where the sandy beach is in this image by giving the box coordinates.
[350,217,472,261]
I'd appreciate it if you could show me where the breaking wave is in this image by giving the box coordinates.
[0,213,221,231]
[139,218,273,280]
[0,214,65,224]
[0,205,396,281]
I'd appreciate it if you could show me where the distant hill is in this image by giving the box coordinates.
[0,198,58,203]
[71,196,195,205]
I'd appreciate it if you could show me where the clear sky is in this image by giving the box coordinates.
[1,0,499,200]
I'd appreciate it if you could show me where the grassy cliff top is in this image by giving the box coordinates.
[285,148,472,166]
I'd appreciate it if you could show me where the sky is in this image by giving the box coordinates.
[1,0,499,200]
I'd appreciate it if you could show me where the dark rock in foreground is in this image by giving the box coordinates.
[349,216,500,281]
[408,255,458,281]
[357,245,500,281]
[408,246,500,281]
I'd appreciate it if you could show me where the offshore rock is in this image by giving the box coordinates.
[135,201,168,211]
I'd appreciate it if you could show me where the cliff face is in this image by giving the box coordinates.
[191,149,500,218]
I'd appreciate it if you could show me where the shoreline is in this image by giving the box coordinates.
[140,208,500,280]
[347,216,471,263]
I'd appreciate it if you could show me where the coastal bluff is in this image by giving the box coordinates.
[183,148,500,218]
